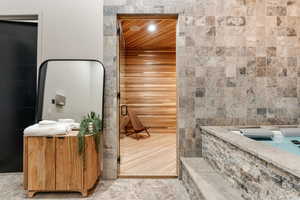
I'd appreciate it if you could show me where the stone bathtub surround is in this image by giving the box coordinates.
[103,0,300,178]
[201,126,300,200]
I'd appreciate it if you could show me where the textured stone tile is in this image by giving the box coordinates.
[226,78,236,87]
[102,0,300,179]
[0,174,190,200]
[266,47,277,57]
[104,6,121,16]
[195,88,205,98]
[202,128,300,200]
[104,0,127,6]
[181,158,244,200]
[267,6,287,16]
[287,0,300,16]
[226,16,246,26]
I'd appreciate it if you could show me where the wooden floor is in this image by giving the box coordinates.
[119,133,177,177]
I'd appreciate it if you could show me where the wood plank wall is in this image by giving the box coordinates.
[120,50,176,134]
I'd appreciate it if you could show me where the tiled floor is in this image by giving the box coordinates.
[0,173,190,200]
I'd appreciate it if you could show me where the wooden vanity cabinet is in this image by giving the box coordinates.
[23,132,100,197]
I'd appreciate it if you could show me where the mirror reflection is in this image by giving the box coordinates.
[37,60,104,123]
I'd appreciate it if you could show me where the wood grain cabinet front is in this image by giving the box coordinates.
[26,136,56,191]
[23,133,100,197]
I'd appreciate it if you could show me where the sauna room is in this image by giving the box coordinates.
[117,15,177,177]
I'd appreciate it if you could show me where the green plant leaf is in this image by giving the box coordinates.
[77,111,103,157]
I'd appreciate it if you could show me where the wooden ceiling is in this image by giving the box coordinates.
[120,19,177,50]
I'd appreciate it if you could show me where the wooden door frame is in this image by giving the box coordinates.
[116,14,179,178]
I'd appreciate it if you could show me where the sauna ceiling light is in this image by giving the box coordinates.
[147,24,156,32]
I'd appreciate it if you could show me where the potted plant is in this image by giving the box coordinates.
[78,112,102,156]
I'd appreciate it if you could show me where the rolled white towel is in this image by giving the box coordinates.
[38,120,57,126]
[70,122,80,129]
[58,122,80,129]
[57,119,79,129]
[58,119,75,123]
[24,123,71,136]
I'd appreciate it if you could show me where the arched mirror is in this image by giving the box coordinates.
[36,59,104,123]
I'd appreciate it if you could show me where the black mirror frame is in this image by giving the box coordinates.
[35,59,105,128]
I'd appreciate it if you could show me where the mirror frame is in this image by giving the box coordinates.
[35,59,105,126]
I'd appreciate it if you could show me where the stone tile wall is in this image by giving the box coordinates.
[102,0,300,179]
[181,163,205,200]
[202,129,300,200]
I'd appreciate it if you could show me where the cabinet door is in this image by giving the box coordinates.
[55,136,83,191]
[27,137,55,191]
[84,135,99,189]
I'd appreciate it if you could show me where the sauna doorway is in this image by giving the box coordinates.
[117,14,178,177]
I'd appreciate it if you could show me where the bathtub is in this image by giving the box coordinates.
[201,126,300,200]
[232,128,300,156]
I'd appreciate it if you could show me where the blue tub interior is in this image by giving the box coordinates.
[254,136,300,156]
